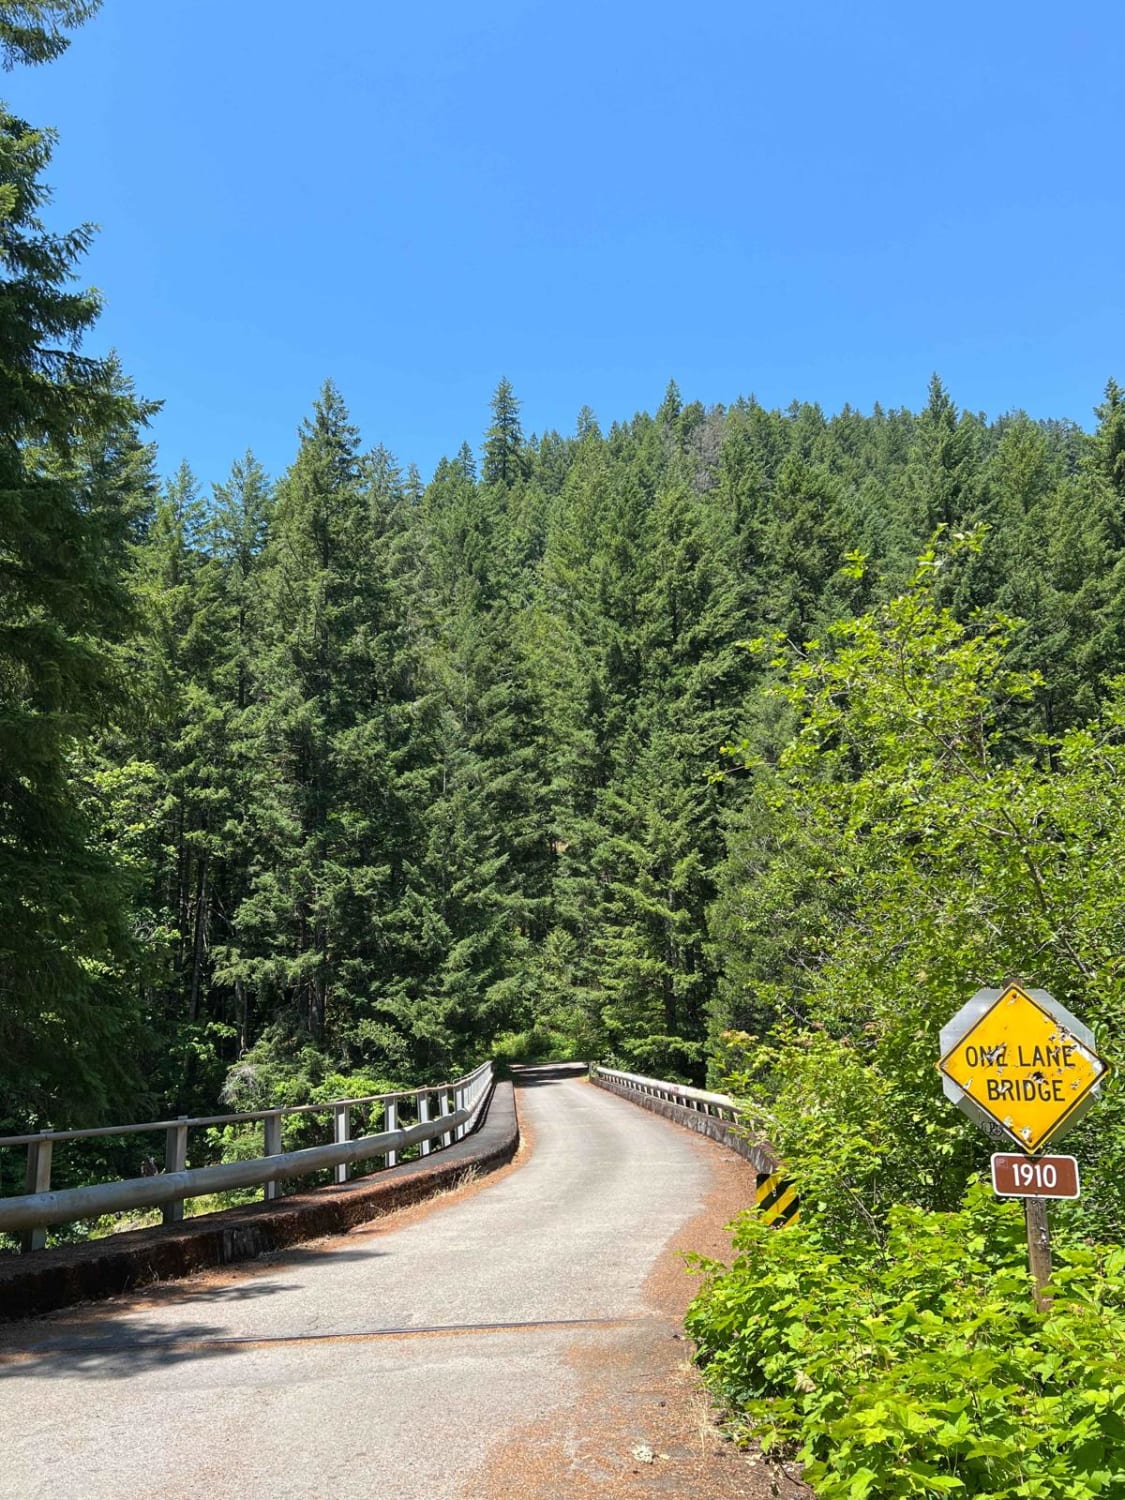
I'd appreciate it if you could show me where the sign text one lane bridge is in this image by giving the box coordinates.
[938,982,1108,1154]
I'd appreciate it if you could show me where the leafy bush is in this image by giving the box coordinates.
[491,1023,583,1066]
[711,544,1125,1241]
[686,1184,1125,1499]
[713,1026,904,1250]
[207,1030,405,1195]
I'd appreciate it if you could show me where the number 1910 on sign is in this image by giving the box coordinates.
[990,1153,1080,1200]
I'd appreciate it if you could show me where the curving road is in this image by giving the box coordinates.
[0,1066,729,1500]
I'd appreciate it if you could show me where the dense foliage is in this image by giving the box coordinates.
[686,1185,1125,1499]
[710,543,1125,1241]
[691,530,1125,1490]
[0,1,152,1128]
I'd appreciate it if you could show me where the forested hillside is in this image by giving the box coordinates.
[9,343,1125,1115]
[5,5,1125,1239]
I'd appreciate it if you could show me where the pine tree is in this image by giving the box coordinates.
[758,454,852,641]
[110,453,279,1110]
[225,385,460,1077]
[0,4,155,1123]
[234,384,372,1044]
[208,452,272,710]
[1091,379,1125,504]
[591,481,750,1076]
[1043,379,1125,723]
[575,405,599,442]
[0,1,99,70]
[419,429,559,1057]
[482,378,525,486]
[657,378,682,429]
[903,375,980,536]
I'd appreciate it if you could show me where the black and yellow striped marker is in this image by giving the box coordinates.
[755,1171,800,1227]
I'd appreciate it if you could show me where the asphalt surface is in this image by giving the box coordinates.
[0,1066,719,1500]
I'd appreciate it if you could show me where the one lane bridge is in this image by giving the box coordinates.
[0,1065,800,1500]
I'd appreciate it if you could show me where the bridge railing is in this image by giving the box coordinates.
[589,1063,777,1175]
[588,1064,739,1120]
[0,1060,493,1253]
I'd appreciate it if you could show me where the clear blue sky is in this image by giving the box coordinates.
[10,0,1125,487]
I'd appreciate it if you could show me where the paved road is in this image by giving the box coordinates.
[0,1067,719,1500]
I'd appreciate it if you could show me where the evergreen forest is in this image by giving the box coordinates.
[4,3,1125,1254]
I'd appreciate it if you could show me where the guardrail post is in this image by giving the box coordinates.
[333,1104,350,1185]
[20,1136,52,1252]
[263,1113,282,1201]
[0,1062,497,1246]
[162,1116,189,1225]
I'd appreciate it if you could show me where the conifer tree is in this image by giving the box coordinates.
[228,385,455,1075]
[420,433,558,1053]
[757,454,852,640]
[903,375,980,536]
[590,481,750,1075]
[0,1,155,1122]
[234,384,376,1044]
[482,377,525,486]
[1040,379,1125,722]
[1093,379,1125,500]
[116,454,277,1106]
[0,1,99,69]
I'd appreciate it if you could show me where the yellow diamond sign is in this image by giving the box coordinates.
[938,983,1109,1153]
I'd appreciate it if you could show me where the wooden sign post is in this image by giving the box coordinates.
[938,983,1108,1311]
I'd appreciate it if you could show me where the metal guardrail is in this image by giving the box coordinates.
[589,1063,779,1180]
[588,1065,739,1120]
[0,1061,493,1252]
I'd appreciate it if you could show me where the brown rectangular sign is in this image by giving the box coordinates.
[990,1153,1080,1200]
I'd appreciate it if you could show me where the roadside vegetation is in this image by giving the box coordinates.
[688,547,1125,1495]
[687,1188,1125,1499]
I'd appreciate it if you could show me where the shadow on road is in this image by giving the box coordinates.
[0,1321,246,1379]
[510,1062,589,1087]
[117,1275,306,1308]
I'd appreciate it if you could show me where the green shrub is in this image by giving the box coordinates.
[686,1183,1125,1499]
[209,1036,404,1194]
[710,549,1125,1243]
[491,1024,580,1066]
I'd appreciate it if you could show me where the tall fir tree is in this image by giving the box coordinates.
[481,377,525,487]
[0,2,155,1123]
